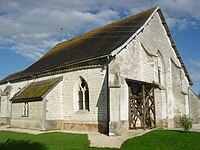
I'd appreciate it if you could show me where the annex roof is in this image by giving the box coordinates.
[11,77,62,103]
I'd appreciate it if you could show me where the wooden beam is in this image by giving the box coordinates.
[152,87,156,127]
[142,85,146,130]
[128,87,131,129]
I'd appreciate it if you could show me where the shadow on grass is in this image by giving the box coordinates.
[168,130,191,134]
[0,139,47,150]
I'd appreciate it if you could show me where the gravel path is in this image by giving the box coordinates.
[88,129,150,148]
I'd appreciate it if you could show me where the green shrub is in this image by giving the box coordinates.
[180,115,192,132]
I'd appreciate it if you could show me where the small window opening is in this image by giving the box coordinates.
[23,102,29,116]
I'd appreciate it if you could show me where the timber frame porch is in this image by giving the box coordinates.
[126,79,159,130]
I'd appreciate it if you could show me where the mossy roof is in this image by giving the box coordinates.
[11,77,62,103]
[0,7,157,84]
[24,7,156,74]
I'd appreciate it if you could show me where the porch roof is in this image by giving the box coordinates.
[126,79,159,88]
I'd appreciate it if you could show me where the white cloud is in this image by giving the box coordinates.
[190,61,200,68]
[188,60,200,83]
[0,0,124,60]
[157,0,200,19]
[157,0,200,31]
[129,6,149,15]
[10,43,45,60]
[166,17,189,30]
[191,72,200,82]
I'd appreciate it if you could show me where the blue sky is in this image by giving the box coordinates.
[0,0,199,94]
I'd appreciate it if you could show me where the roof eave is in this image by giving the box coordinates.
[11,97,43,103]
[0,55,109,85]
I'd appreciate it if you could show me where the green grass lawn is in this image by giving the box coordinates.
[0,130,199,150]
[121,130,200,150]
[0,131,90,150]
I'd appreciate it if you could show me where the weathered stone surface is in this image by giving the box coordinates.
[189,89,200,123]
[63,122,107,133]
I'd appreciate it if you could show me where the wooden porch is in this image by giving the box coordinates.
[126,79,158,130]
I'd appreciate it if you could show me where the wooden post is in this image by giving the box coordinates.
[146,88,150,127]
[153,87,156,128]
[142,84,146,130]
[128,87,131,129]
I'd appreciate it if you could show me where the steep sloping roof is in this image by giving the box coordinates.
[0,7,157,84]
[24,7,157,74]
[0,6,192,85]
[0,71,23,84]
[11,77,62,103]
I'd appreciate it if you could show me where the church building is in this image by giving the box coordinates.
[0,6,199,135]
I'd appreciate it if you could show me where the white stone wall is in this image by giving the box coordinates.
[62,68,108,124]
[109,11,190,130]
[46,81,63,120]
[0,67,108,131]
[171,60,186,116]
[189,89,200,123]
[11,101,44,129]
[135,12,190,126]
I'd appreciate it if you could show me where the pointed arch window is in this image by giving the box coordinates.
[78,77,89,111]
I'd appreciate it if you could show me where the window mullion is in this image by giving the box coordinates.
[83,90,85,110]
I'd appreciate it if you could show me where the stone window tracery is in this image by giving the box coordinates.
[78,77,89,111]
